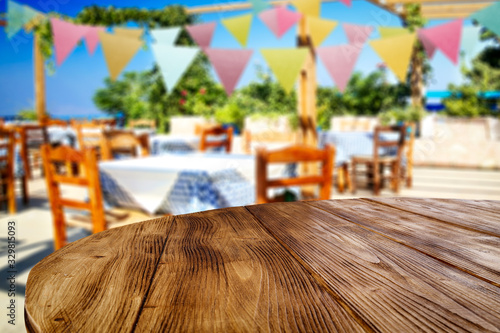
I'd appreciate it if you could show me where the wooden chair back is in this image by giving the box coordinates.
[16,124,49,179]
[41,144,106,250]
[0,128,16,213]
[44,118,68,126]
[73,122,105,152]
[101,130,149,160]
[256,144,335,204]
[242,130,297,154]
[93,118,117,127]
[199,126,233,153]
[129,119,156,130]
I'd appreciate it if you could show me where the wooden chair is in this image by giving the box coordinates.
[129,118,156,130]
[256,144,335,204]
[44,118,68,126]
[242,130,297,154]
[199,126,233,153]
[0,128,16,213]
[93,118,117,127]
[351,125,406,195]
[16,125,49,180]
[101,130,149,160]
[73,122,105,153]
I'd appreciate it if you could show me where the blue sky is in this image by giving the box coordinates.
[0,0,483,117]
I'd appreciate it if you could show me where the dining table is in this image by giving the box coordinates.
[25,198,500,332]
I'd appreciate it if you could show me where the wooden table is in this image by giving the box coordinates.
[25,198,500,332]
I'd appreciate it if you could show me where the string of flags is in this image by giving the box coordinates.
[4,0,500,95]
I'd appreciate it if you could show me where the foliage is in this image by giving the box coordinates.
[17,109,40,120]
[316,70,410,129]
[443,37,500,117]
[378,106,425,125]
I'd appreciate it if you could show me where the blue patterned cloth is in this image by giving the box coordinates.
[151,135,226,155]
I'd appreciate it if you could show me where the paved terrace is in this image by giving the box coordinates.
[1,166,500,332]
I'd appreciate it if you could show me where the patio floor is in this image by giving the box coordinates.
[1,166,499,332]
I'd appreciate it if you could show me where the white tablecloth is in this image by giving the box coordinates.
[100,153,273,215]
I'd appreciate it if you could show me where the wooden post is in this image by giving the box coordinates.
[410,43,423,108]
[34,33,47,123]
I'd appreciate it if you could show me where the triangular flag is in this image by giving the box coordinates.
[151,45,199,93]
[418,30,437,59]
[204,49,253,95]
[186,22,216,49]
[470,2,500,37]
[6,1,42,38]
[369,33,416,82]
[150,27,181,46]
[339,0,352,6]
[113,27,144,40]
[50,18,90,66]
[221,14,252,47]
[418,19,463,64]
[343,23,374,47]
[318,44,362,92]
[260,48,309,93]
[307,16,338,47]
[83,26,105,55]
[259,6,302,39]
[99,31,144,81]
[293,0,321,17]
[249,0,270,14]
[461,26,481,59]
[379,27,408,39]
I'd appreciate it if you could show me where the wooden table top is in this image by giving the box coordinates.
[25,198,500,332]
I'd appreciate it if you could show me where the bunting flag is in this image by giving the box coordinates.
[113,27,144,39]
[151,44,199,93]
[221,14,253,47]
[369,33,416,82]
[186,22,217,49]
[83,26,106,55]
[260,48,309,93]
[249,0,270,14]
[99,31,144,81]
[204,49,253,95]
[470,2,500,37]
[379,27,408,39]
[343,23,374,47]
[418,19,463,64]
[293,0,321,17]
[6,0,42,38]
[318,44,361,92]
[259,6,302,39]
[461,26,481,59]
[308,16,338,47]
[51,18,90,66]
[418,31,437,59]
[150,27,181,46]
[339,0,352,7]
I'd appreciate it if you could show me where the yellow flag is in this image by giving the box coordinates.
[221,14,252,47]
[379,27,409,39]
[114,27,144,40]
[260,48,309,93]
[99,31,144,81]
[369,33,416,82]
[308,16,338,47]
[293,0,320,17]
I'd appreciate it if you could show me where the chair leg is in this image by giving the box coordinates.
[351,160,357,194]
[8,179,16,214]
[21,175,29,205]
[392,161,401,194]
[337,166,345,193]
[343,163,352,192]
[373,161,380,196]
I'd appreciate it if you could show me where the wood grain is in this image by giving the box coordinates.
[367,198,500,236]
[25,217,172,332]
[310,199,500,287]
[248,201,500,332]
[135,207,366,332]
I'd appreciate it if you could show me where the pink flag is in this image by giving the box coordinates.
[317,44,361,92]
[259,6,302,38]
[186,22,216,49]
[51,18,89,66]
[417,31,437,59]
[339,0,352,6]
[343,23,373,47]
[418,19,463,64]
[83,26,105,55]
[204,48,253,95]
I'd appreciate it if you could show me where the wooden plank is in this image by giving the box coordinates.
[310,199,500,287]
[367,198,500,237]
[25,217,172,332]
[248,201,500,332]
[135,207,366,332]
